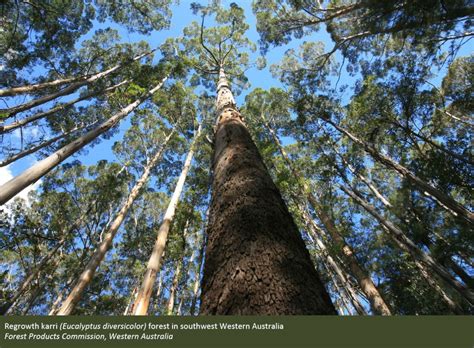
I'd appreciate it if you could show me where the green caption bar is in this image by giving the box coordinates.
[0,316,473,348]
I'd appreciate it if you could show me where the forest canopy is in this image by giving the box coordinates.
[0,0,473,316]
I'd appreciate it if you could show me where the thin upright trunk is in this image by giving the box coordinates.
[55,130,172,315]
[151,270,165,314]
[132,125,201,315]
[322,257,354,315]
[0,76,167,206]
[200,69,335,315]
[323,118,473,224]
[340,184,474,306]
[173,221,191,316]
[262,114,391,315]
[1,50,154,119]
[0,80,128,134]
[0,121,96,167]
[166,261,182,316]
[123,286,139,315]
[1,237,66,315]
[189,231,206,316]
[337,161,473,282]
[384,226,464,314]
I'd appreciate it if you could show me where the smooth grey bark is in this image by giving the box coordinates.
[0,75,90,97]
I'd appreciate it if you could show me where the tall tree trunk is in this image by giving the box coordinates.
[151,270,165,315]
[20,285,42,315]
[412,259,463,315]
[321,257,354,315]
[200,69,335,315]
[0,80,128,134]
[262,114,391,315]
[55,130,173,315]
[166,261,182,316]
[189,230,206,316]
[0,76,167,206]
[132,125,201,315]
[1,237,66,315]
[322,118,474,224]
[337,159,473,283]
[1,50,154,119]
[123,286,139,315]
[340,184,474,306]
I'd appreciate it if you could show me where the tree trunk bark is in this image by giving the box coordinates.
[132,125,200,315]
[151,270,165,315]
[262,114,391,315]
[323,118,473,224]
[340,184,474,306]
[0,76,167,206]
[166,260,182,316]
[123,286,139,315]
[1,50,154,119]
[189,230,206,316]
[199,69,335,315]
[55,130,172,315]
[0,80,128,134]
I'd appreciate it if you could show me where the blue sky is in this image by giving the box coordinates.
[1,0,472,204]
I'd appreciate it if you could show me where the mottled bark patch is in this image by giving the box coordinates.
[200,116,336,315]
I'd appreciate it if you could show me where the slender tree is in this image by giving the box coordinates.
[55,127,174,315]
[132,123,201,315]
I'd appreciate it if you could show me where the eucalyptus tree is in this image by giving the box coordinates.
[54,103,176,315]
[170,2,335,315]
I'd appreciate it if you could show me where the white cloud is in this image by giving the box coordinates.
[0,165,42,209]
[12,126,40,140]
